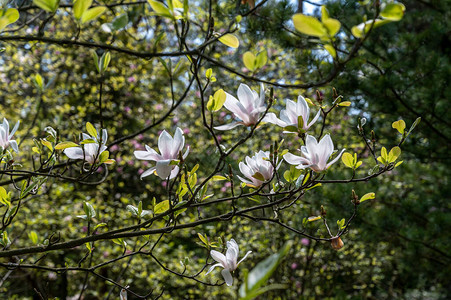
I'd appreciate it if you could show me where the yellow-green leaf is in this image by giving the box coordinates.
[55,141,79,150]
[380,3,406,21]
[293,13,327,37]
[212,175,227,181]
[73,0,92,20]
[360,192,375,203]
[388,146,401,163]
[0,8,20,31]
[255,51,267,68]
[33,0,59,12]
[338,101,351,107]
[198,233,208,245]
[308,216,321,222]
[81,6,106,24]
[218,33,239,48]
[324,44,337,58]
[351,19,392,38]
[392,119,406,134]
[243,51,256,71]
[86,122,97,138]
[321,5,329,21]
[381,147,388,160]
[323,18,341,36]
[148,0,172,17]
[341,152,354,168]
[154,200,170,214]
[40,139,53,151]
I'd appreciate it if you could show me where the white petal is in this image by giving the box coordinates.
[296,95,309,124]
[283,153,304,165]
[210,250,227,267]
[155,160,173,179]
[168,165,180,179]
[237,84,255,111]
[64,147,85,160]
[221,269,234,286]
[307,110,321,129]
[326,148,346,169]
[158,130,173,159]
[134,150,160,161]
[182,146,190,160]
[171,127,185,158]
[236,175,254,186]
[206,263,223,275]
[223,93,251,123]
[140,167,156,179]
[9,121,20,138]
[237,251,252,266]
[214,122,243,131]
[9,140,19,153]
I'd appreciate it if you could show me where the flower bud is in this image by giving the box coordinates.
[331,237,344,250]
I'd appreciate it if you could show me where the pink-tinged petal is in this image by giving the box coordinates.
[155,160,172,179]
[205,263,223,275]
[182,146,190,159]
[140,167,156,179]
[223,93,251,123]
[210,250,227,268]
[262,113,286,127]
[214,122,244,131]
[2,119,9,135]
[237,84,255,111]
[307,110,321,129]
[134,150,160,161]
[168,165,180,179]
[221,269,234,286]
[9,140,19,153]
[64,147,85,160]
[239,162,253,178]
[326,149,346,169]
[283,153,304,165]
[317,135,334,165]
[296,95,309,124]
[82,133,91,140]
[237,251,252,266]
[227,239,239,254]
[280,109,297,126]
[158,130,173,159]
[305,134,319,154]
[171,127,185,157]
[237,175,255,186]
[257,83,265,107]
[9,121,19,138]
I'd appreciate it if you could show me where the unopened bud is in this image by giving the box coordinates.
[333,87,338,98]
[320,205,326,217]
[316,90,323,104]
[371,130,376,143]
[228,164,233,178]
[331,236,344,250]
[352,189,359,204]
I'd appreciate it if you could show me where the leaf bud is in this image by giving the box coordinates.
[320,205,326,217]
[331,236,344,250]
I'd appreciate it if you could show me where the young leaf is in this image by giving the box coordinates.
[380,3,406,21]
[86,122,97,138]
[351,19,392,38]
[154,200,170,214]
[341,152,354,168]
[148,0,172,18]
[324,44,337,58]
[323,18,341,36]
[255,51,267,68]
[388,146,401,163]
[0,8,20,31]
[81,6,106,24]
[243,51,256,71]
[292,14,327,37]
[392,120,406,134]
[33,0,59,12]
[218,33,239,48]
[360,192,375,203]
[55,141,79,150]
[73,0,92,20]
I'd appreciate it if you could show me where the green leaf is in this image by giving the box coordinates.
[29,231,38,244]
[239,241,292,299]
[91,50,100,72]
[212,175,227,181]
[112,13,129,30]
[381,147,388,161]
[81,6,106,24]
[148,0,172,18]
[380,3,406,21]
[255,51,267,69]
[55,141,79,150]
[351,19,392,38]
[207,89,227,112]
[99,151,109,164]
[243,51,256,71]
[321,5,329,21]
[324,44,337,58]
[405,117,421,138]
[83,202,96,219]
[86,122,97,138]
[33,0,59,12]
[308,216,321,222]
[34,74,44,91]
[323,18,341,36]
[73,0,92,20]
[40,139,53,151]
[360,192,375,203]
[99,51,111,73]
[0,8,20,31]
[338,101,351,107]
[252,172,265,182]
[205,68,212,78]
[388,146,401,163]
[392,119,406,134]
[154,200,170,214]
[292,13,327,37]
[198,233,208,245]
[218,33,239,48]
[341,152,354,168]
[126,204,139,217]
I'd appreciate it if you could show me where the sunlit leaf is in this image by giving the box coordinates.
[218,33,239,48]
[81,6,106,24]
[380,3,406,21]
[293,13,327,37]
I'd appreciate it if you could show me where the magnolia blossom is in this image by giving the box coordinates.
[0,118,20,153]
[214,83,266,130]
[263,95,320,133]
[283,134,345,172]
[134,127,189,180]
[237,150,280,187]
[206,239,252,286]
[64,129,108,164]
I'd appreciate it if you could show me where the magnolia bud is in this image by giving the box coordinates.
[331,237,344,250]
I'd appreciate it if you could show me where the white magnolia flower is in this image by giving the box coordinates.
[214,83,266,130]
[206,239,252,286]
[284,134,345,173]
[263,95,320,133]
[0,118,20,153]
[237,150,280,187]
[63,129,108,164]
[134,127,189,180]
